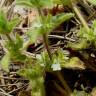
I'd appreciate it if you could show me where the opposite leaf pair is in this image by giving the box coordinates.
[27,13,74,43]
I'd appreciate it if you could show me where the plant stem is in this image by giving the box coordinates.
[43,33,52,60]
[57,71,71,94]
[37,8,52,60]
[54,71,71,96]
[54,81,68,96]
[71,2,90,32]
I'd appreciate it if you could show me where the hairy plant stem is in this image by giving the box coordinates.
[37,8,52,60]
[71,2,90,32]
[43,33,52,60]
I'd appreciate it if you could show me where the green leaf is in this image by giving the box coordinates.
[87,0,96,5]
[6,35,26,62]
[61,57,85,69]
[38,0,53,8]
[18,65,43,80]
[27,22,43,43]
[41,51,52,69]
[16,0,53,8]
[16,0,34,7]
[1,52,10,72]
[15,34,23,49]
[8,17,20,32]
[0,10,9,34]
[61,0,71,5]
[6,35,23,51]
[0,10,20,34]
[41,14,53,33]
[42,13,74,33]
[53,48,69,62]
[12,51,26,61]
[78,26,96,42]
[50,13,74,31]
[68,39,90,50]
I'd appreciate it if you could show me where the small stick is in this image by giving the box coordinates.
[71,2,90,32]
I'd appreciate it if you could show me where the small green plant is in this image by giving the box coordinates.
[0,10,26,71]
[0,0,74,96]
[68,20,96,50]
[1,0,95,95]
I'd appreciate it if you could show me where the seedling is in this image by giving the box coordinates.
[0,0,74,96]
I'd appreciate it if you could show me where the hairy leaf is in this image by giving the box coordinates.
[6,34,23,51]
[16,0,53,8]
[0,10,9,34]
[51,13,74,31]
[16,0,34,7]
[27,22,43,43]
[15,34,23,49]
[6,35,26,62]
[68,39,90,50]
[18,62,43,80]
[61,57,85,69]
[0,10,20,34]
[1,52,10,72]
[8,17,20,32]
